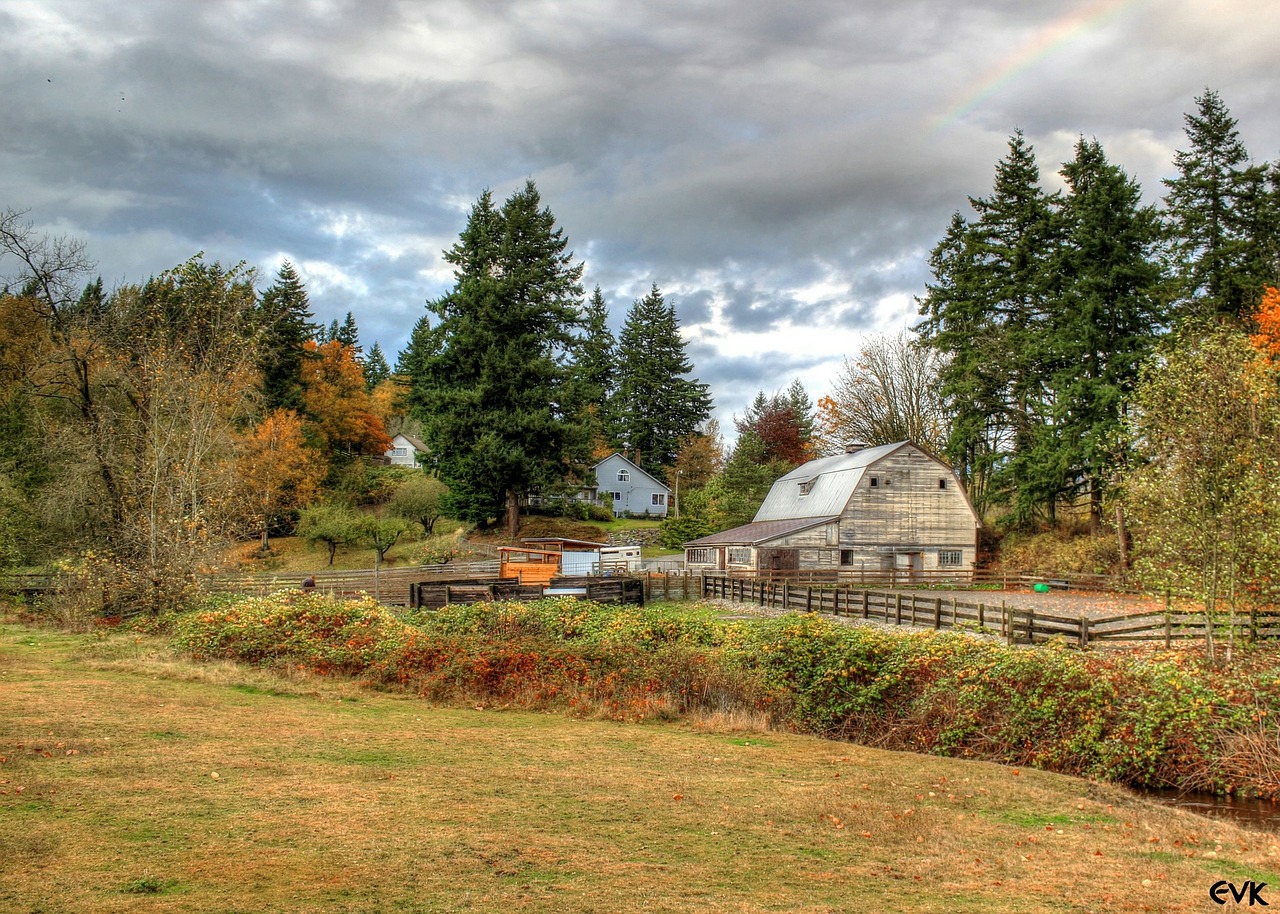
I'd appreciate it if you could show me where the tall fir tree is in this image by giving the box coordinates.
[362,341,391,391]
[1050,137,1165,531]
[256,262,316,413]
[917,131,1061,521]
[405,182,590,535]
[1162,89,1275,322]
[612,284,712,474]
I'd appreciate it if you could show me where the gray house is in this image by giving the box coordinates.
[593,453,671,518]
[384,433,428,468]
[684,441,980,577]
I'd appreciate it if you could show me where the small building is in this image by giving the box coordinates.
[592,453,671,518]
[684,441,980,578]
[385,433,428,468]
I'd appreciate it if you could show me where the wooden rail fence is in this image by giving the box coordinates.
[203,561,502,607]
[702,576,1280,648]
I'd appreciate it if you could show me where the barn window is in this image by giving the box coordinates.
[938,550,963,566]
[840,550,858,566]
[798,479,815,496]
[869,477,878,488]
[617,469,630,482]
[727,547,753,565]
[686,548,712,564]
[938,478,948,490]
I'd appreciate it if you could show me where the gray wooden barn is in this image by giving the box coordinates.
[684,441,980,577]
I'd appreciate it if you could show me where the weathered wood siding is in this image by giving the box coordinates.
[839,445,978,570]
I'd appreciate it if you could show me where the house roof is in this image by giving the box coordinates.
[592,452,671,493]
[391,433,428,452]
[754,441,918,522]
[685,516,839,548]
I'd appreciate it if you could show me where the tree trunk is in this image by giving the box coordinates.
[504,490,521,538]
[1115,504,1129,571]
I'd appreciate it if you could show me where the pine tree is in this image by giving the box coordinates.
[1050,137,1165,532]
[362,341,391,391]
[917,132,1061,520]
[407,182,590,535]
[1162,89,1274,321]
[612,284,712,474]
[336,311,361,352]
[256,262,316,412]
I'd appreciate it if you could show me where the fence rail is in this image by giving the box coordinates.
[702,576,1280,648]
[738,567,1132,592]
[203,561,501,607]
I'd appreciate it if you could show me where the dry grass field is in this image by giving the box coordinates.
[2,620,1277,913]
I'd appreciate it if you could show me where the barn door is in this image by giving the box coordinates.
[760,548,799,574]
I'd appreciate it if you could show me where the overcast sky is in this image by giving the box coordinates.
[4,0,1279,433]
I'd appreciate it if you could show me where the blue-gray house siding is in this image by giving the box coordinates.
[593,453,671,518]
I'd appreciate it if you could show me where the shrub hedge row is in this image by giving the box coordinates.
[172,592,1280,797]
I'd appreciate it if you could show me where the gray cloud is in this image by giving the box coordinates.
[5,0,1280,435]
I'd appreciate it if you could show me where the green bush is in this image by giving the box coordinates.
[171,594,1280,797]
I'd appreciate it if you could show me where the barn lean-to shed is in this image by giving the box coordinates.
[684,441,980,578]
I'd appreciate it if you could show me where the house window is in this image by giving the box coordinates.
[938,550,963,567]
[392,447,407,457]
[840,550,858,566]
[727,547,753,565]
[611,491,622,502]
[617,469,630,482]
[938,478,948,490]
[686,548,712,564]
[652,493,666,506]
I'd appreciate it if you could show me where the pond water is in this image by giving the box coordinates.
[1147,789,1280,833]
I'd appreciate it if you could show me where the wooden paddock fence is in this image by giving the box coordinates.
[740,567,1131,593]
[703,576,1280,648]
[203,561,501,607]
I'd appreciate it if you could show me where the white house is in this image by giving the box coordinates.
[593,453,671,518]
[384,433,428,468]
[684,441,980,577]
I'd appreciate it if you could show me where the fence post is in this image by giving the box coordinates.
[806,586,813,613]
[1026,606,1035,644]
[1003,601,1011,645]
[895,593,902,626]
[1079,615,1090,649]
[862,591,869,619]
[934,598,942,630]
[1164,590,1172,649]
[978,602,986,632]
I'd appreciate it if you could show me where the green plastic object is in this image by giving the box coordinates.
[1032,583,1051,593]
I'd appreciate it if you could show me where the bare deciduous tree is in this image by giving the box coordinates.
[817,331,950,456]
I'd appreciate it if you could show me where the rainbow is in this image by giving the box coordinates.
[930,0,1140,132]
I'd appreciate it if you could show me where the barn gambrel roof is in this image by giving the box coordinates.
[753,441,915,522]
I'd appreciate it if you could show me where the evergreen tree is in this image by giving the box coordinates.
[336,311,361,352]
[256,262,316,412]
[612,284,712,474]
[917,132,1061,520]
[1050,137,1165,531]
[1162,89,1275,321]
[406,182,590,535]
[363,341,391,391]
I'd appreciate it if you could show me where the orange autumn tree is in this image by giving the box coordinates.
[1251,285,1280,366]
[237,409,325,550]
[300,340,392,457]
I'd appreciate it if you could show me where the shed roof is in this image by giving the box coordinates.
[685,516,839,548]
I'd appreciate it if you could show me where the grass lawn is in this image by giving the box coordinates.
[2,620,1277,913]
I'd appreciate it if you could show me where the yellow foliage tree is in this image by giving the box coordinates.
[237,409,325,550]
[300,340,391,456]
